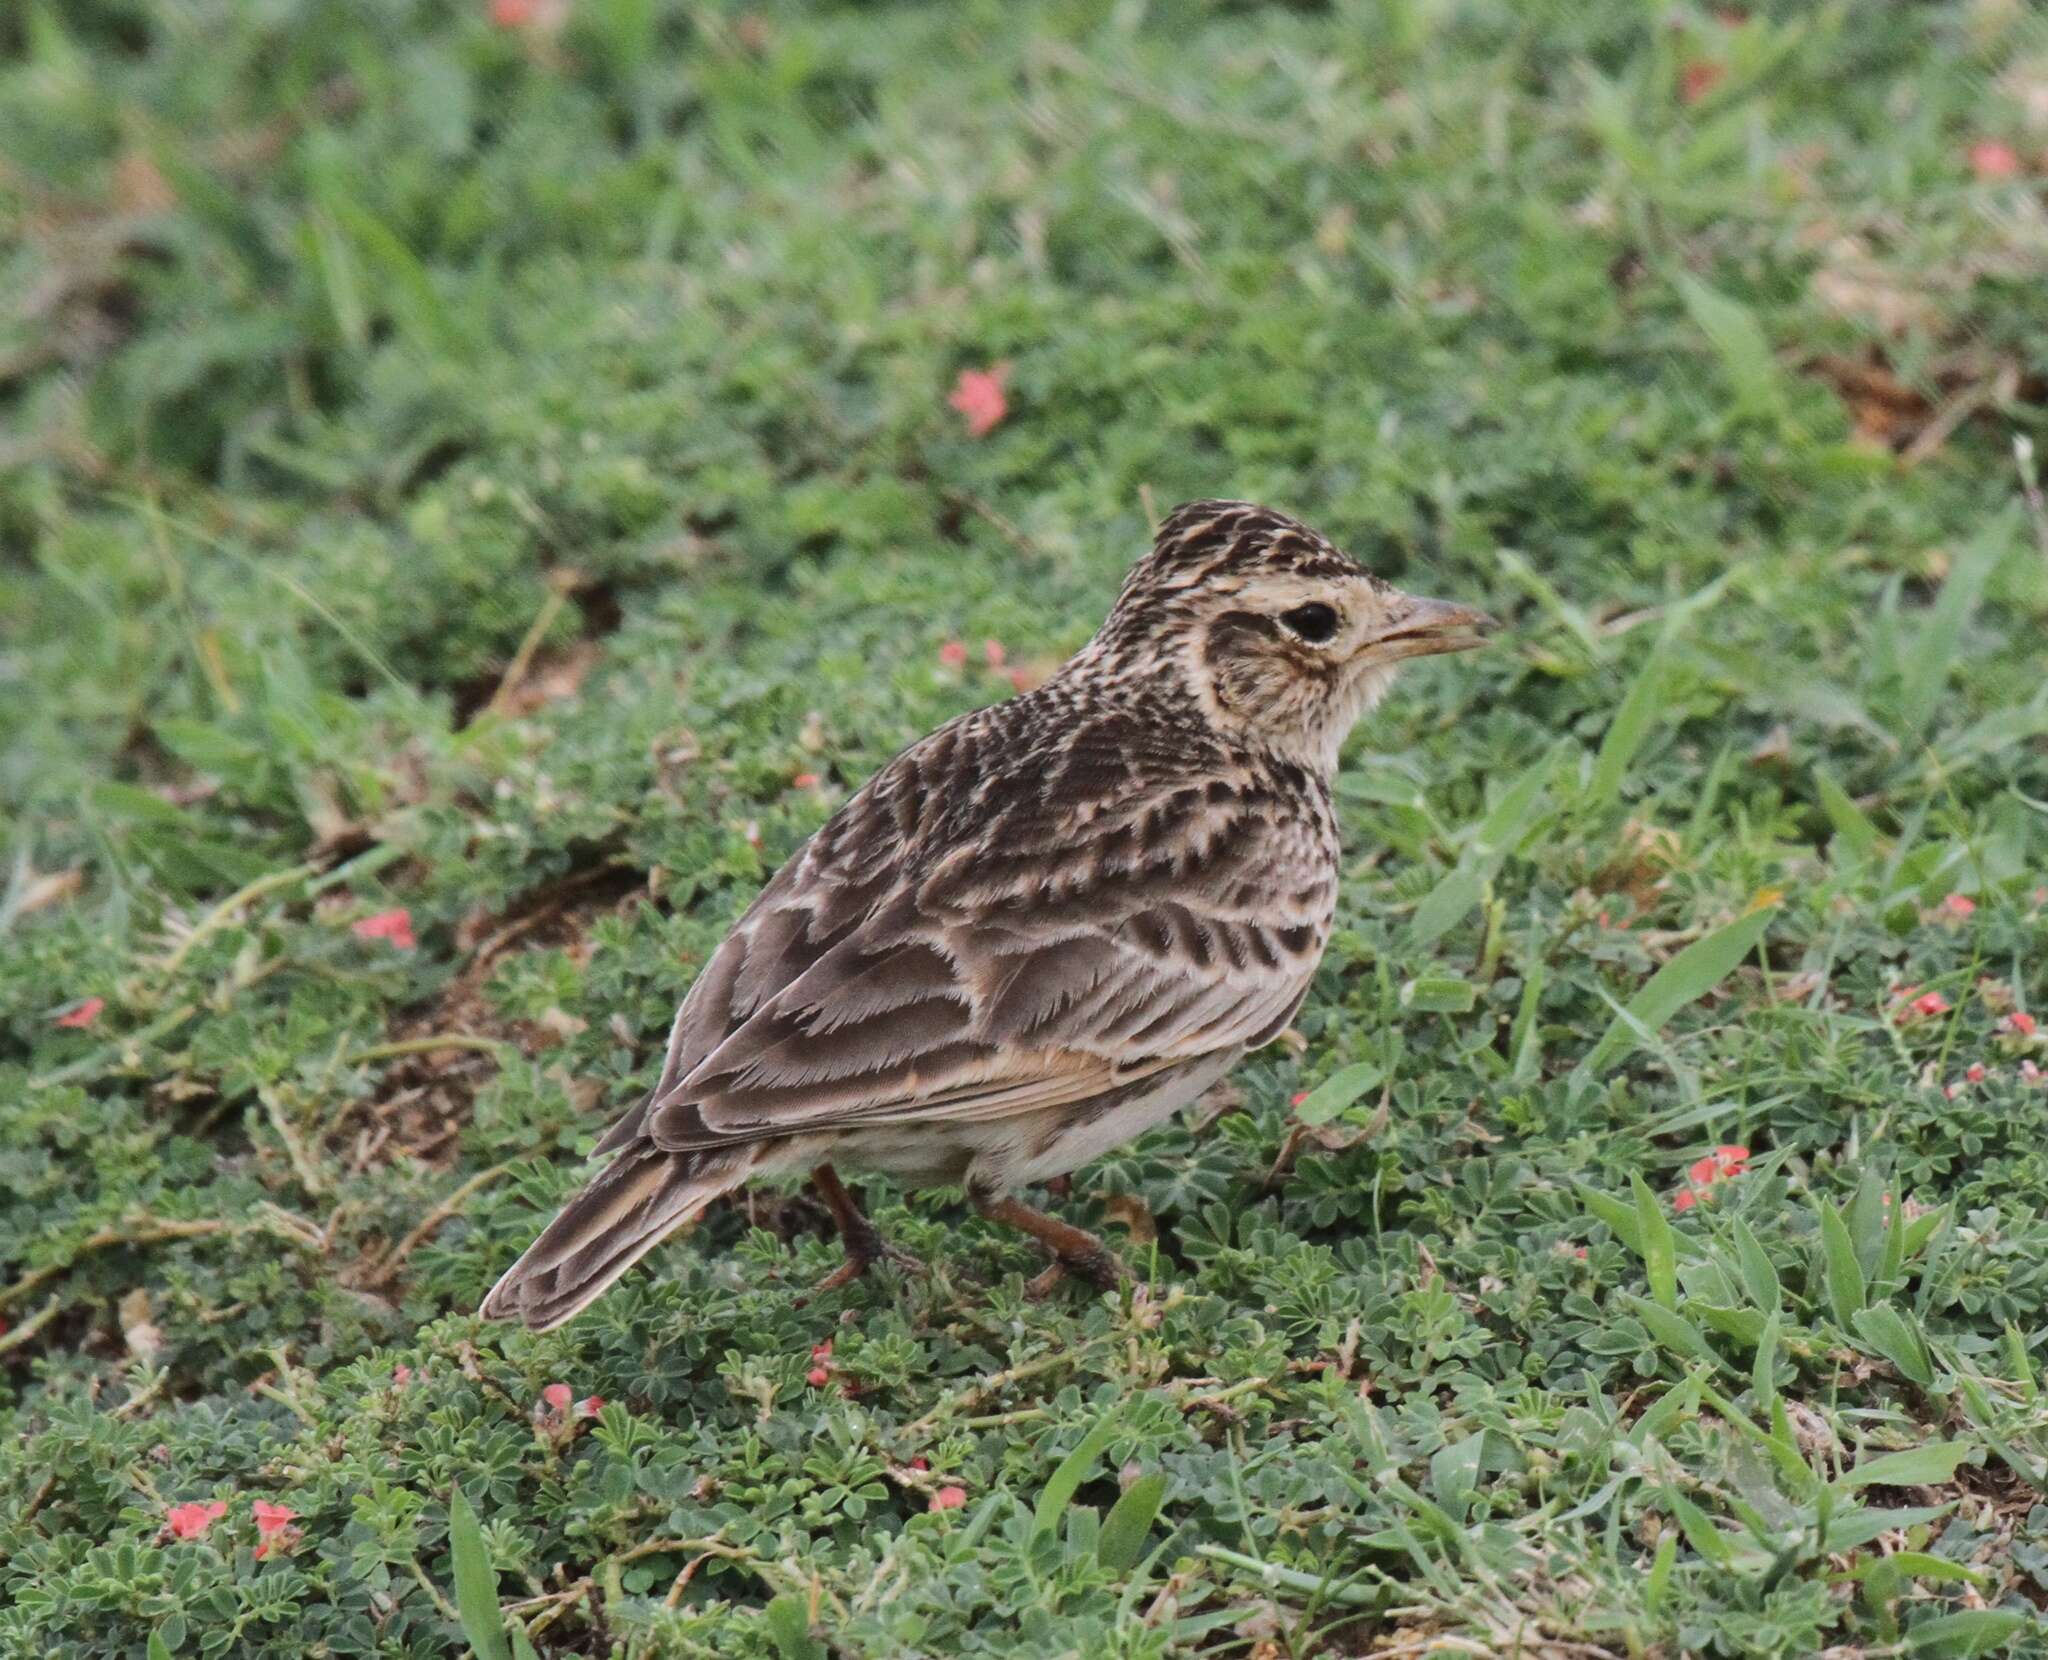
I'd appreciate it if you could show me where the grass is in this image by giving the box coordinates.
[5,0,2048,1655]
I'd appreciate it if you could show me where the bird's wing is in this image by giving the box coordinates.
[600,704,1331,1155]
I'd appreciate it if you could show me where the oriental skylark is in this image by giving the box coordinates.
[483,501,1493,1328]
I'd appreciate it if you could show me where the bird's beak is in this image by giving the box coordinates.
[1356,593,1498,664]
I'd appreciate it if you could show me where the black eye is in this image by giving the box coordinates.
[1278,602,1339,643]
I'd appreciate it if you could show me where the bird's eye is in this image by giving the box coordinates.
[1278,602,1339,644]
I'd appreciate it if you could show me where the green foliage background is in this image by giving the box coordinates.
[5,1,2048,1655]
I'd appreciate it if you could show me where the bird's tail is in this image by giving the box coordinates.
[479,1145,750,1331]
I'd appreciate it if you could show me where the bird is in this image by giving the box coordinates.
[481,500,1494,1329]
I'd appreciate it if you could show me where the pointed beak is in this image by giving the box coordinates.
[1358,593,1498,663]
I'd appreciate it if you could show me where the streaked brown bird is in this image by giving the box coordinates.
[482,501,1493,1329]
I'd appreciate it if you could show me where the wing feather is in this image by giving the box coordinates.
[598,701,1333,1159]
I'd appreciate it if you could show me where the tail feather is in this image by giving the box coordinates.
[480,1146,750,1330]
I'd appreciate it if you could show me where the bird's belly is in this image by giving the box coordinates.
[832,1051,1241,1193]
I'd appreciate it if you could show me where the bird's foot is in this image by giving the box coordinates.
[1024,1246,1128,1301]
[800,1236,925,1302]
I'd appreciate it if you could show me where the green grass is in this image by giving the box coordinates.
[6,1,2048,1655]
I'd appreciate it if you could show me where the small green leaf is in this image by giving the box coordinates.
[1852,1305,1935,1388]
[1623,1294,1723,1372]
[1293,1061,1384,1127]
[1033,1409,1122,1535]
[148,1636,176,1660]
[1664,1487,1736,1567]
[1852,1551,1987,1590]
[1403,975,1476,1013]
[1409,747,1559,947]
[1753,1312,1781,1418]
[1730,1217,1782,1316]
[1817,1200,1868,1327]
[762,1594,826,1660]
[1908,1609,2029,1658]
[1838,1441,1977,1491]
[1098,1472,1168,1571]
[447,1488,510,1660]
[1579,1184,1642,1254]
[1644,1533,1677,1614]
[1675,272,1784,417]
[1632,1173,1678,1309]
[1813,767,1879,860]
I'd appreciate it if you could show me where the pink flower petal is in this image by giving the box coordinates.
[1680,60,1725,104]
[1673,1188,1698,1213]
[929,1485,968,1512]
[541,1382,573,1411]
[165,1500,227,1540]
[1969,140,2021,181]
[1942,893,1976,917]
[2007,1012,2036,1037]
[983,639,1007,669]
[947,364,1011,438]
[352,909,417,951]
[1965,1063,1987,1083]
[54,996,105,1029]
[791,772,820,789]
[253,1501,297,1535]
[938,640,968,669]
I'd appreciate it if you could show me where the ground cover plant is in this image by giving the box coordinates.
[5,0,2048,1654]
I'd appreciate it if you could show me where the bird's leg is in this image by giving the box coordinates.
[805,1164,924,1296]
[970,1189,1128,1299]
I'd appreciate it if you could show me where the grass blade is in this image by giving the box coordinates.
[1897,512,2012,738]
[1837,1441,1976,1491]
[1590,645,1673,808]
[447,1488,510,1660]
[1574,904,1775,1081]
[1098,1471,1168,1571]
[1817,1199,1868,1328]
[1033,1408,1122,1536]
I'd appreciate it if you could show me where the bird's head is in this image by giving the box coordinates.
[1086,500,1495,770]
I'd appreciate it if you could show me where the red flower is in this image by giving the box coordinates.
[1895,988,1951,1024]
[1680,60,1725,103]
[1674,1144,1750,1211]
[947,364,1011,438]
[807,1340,833,1387]
[489,0,539,25]
[1942,894,1976,918]
[253,1501,301,1560]
[576,1395,605,1417]
[352,909,417,951]
[392,1365,414,1388]
[541,1382,572,1411]
[1969,140,2021,181]
[1965,1063,1987,1083]
[253,1500,296,1535]
[938,640,969,669]
[1289,1090,1310,1108]
[909,1456,930,1471]
[165,1500,227,1540]
[791,772,820,789]
[928,1485,968,1512]
[54,996,105,1029]
[2006,1012,2037,1038]
[983,639,1007,669]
